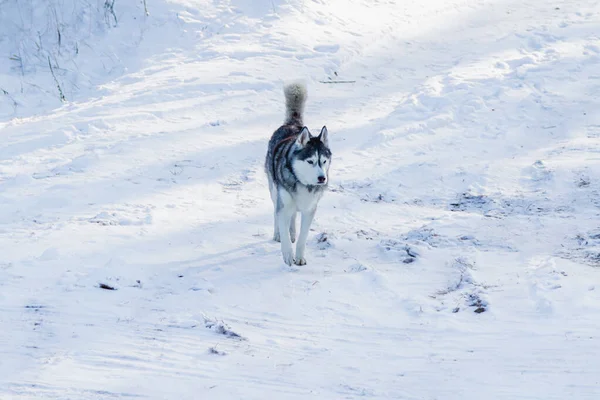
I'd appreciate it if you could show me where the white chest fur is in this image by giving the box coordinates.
[279,185,324,213]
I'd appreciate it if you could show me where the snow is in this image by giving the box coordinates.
[1,0,600,398]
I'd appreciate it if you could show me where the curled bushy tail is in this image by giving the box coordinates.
[283,82,307,125]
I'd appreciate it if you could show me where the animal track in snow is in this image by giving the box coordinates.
[558,229,600,266]
[432,257,491,314]
[88,204,154,226]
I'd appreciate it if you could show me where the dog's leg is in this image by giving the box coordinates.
[273,210,280,242]
[268,176,280,242]
[278,207,295,265]
[295,207,316,266]
[276,190,295,265]
[290,213,296,243]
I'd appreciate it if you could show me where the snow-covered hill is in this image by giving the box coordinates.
[1,0,600,398]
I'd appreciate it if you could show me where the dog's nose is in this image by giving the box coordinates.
[318,176,326,183]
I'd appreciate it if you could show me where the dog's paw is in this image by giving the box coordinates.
[291,235,296,243]
[282,249,295,266]
[273,233,281,242]
[295,257,306,266]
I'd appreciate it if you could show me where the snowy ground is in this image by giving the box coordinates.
[2,0,600,398]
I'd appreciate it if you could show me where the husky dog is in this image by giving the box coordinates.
[265,82,331,266]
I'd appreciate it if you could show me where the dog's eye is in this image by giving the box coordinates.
[307,160,314,165]
[323,160,327,164]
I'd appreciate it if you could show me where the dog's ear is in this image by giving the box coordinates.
[297,126,311,147]
[318,126,329,147]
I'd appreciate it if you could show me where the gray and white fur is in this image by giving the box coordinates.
[265,82,331,266]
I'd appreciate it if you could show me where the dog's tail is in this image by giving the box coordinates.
[283,82,307,125]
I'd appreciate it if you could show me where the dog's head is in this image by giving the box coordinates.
[292,126,331,186]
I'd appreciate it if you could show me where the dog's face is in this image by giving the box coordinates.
[292,126,331,186]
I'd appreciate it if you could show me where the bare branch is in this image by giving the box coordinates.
[47,56,66,102]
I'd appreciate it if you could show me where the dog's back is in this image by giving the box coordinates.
[265,82,308,189]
